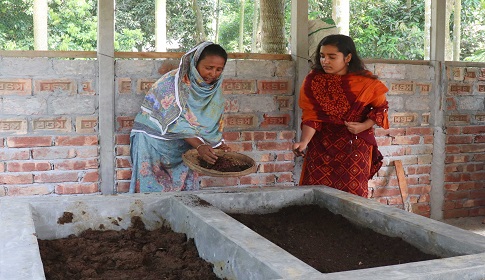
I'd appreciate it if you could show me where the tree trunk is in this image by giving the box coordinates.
[239,0,245,52]
[33,0,48,50]
[155,0,167,51]
[260,0,286,54]
[192,0,206,42]
[332,0,349,35]
[251,0,260,52]
[453,0,461,61]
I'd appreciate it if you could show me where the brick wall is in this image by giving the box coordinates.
[442,67,485,219]
[0,58,99,196]
[1,56,484,220]
[367,63,435,217]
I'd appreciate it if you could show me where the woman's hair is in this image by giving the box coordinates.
[197,43,228,67]
[312,34,376,78]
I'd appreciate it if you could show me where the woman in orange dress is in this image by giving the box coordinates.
[293,34,389,197]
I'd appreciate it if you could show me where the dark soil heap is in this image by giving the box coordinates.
[199,155,251,172]
[229,204,439,273]
[38,216,221,280]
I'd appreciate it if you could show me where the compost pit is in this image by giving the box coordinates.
[38,216,221,280]
[229,204,440,273]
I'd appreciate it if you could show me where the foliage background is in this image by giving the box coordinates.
[0,0,484,61]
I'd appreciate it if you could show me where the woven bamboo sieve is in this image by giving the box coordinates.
[182,149,257,177]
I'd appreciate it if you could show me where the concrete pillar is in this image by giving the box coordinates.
[429,0,447,220]
[290,0,309,184]
[97,1,116,194]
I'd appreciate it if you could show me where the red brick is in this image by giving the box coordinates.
[34,172,79,183]
[386,128,405,137]
[445,155,468,163]
[200,177,238,188]
[276,173,293,183]
[264,132,278,140]
[116,134,131,145]
[7,185,52,196]
[405,127,433,136]
[279,131,295,140]
[446,126,461,135]
[260,114,291,128]
[55,135,98,146]
[240,174,276,185]
[373,187,401,197]
[418,193,430,203]
[376,137,392,146]
[116,169,132,180]
[82,170,99,182]
[274,162,294,172]
[475,135,485,143]
[117,116,135,131]
[462,125,485,134]
[76,147,99,158]
[424,135,434,144]
[446,135,474,144]
[7,136,52,148]
[116,157,132,168]
[116,181,131,193]
[470,189,485,199]
[7,161,51,172]
[226,143,245,152]
[445,190,470,200]
[0,163,4,172]
[253,132,265,141]
[256,141,292,151]
[392,135,420,145]
[462,199,480,208]
[54,159,98,170]
[259,163,275,173]
[55,183,99,194]
[222,132,240,141]
[276,152,294,161]
[257,80,291,94]
[32,147,77,160]
[0,174,33,184]
[473,153,485,161]
[443,208,469,219]
[461,143,485,153]
[116,145,131,156]
[0,150,30,160]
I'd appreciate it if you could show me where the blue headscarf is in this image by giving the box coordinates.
[136,41,225,145]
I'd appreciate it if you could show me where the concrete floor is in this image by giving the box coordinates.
[443,216,485,237]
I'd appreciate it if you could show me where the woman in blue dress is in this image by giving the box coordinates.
[129,42,228,192]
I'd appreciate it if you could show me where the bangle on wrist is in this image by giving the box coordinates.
[196,143,209,151]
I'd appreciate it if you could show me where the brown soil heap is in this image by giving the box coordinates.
[229,204,439,273]
[38,216,221,280]
[199,155,251,172]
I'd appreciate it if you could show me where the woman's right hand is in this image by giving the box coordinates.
[197,144,218,164]
[292,142,307,157]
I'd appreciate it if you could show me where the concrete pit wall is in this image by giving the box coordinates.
[2,187,485,280]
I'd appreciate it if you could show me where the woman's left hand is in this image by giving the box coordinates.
[345,120,374,134]
[217,143,230,152]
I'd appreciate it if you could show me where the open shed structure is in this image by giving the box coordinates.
[1,1,485,279]
[0,1,483,221]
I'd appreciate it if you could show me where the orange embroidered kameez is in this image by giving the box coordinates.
[299,70,389,197]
